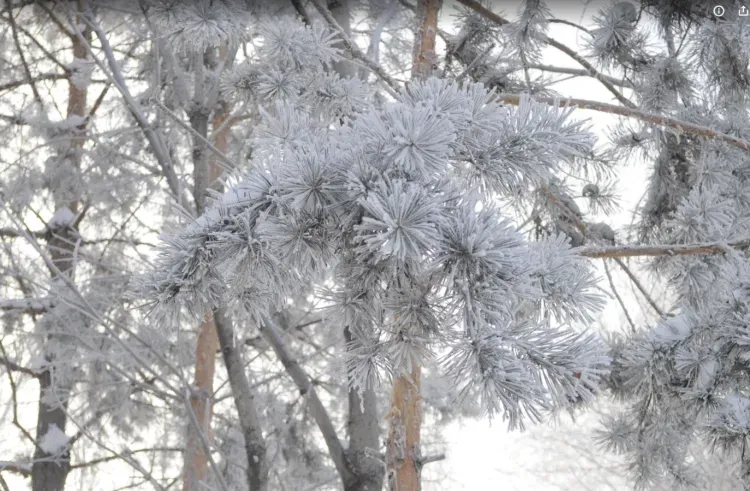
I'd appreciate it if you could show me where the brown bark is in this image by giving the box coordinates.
[410,0,442,81]
[386,364,422,491]
[384,2,441,490]
[183,48,233,491]
[183,314,219,491]
[31,8,89,491]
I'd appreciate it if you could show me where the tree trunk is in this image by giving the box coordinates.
[328,0,357,79]
[329,3,385,489]
[410,0,442,81]
[183,46,233,491]
[386,364,422,491]
[31,12,90,491]
[183,314,219,491]
[385,2,441,489]
[344,328,384,491]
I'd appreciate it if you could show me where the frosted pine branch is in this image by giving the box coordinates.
[498,94,750,153]
[455,0,634,107]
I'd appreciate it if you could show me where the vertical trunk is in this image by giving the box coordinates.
[31,12,90,491]
[385,364,422,491]
[330,3,384,489]
[410,0,442,81]
[385,2,441,490]
[183,47,232,491]
[344,328,384,491]
[183,314,219,491]
[328,0,357,79]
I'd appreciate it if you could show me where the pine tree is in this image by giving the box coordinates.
[141,3,611,491]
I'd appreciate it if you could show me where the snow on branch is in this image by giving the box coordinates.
[0,297,55,315]
[498,94,750,153]
[0,461,31,477]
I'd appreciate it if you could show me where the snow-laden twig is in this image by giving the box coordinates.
[0,297,55,315]
[576,237,750,259]
[498,94,750,153]
[455,0,634,107]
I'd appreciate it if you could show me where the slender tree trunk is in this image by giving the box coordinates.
[385,2,441,489]
[344,328,384,491]
[31,13,90,491]
[183,313,219,491]
[410,0,442,81]
[328,0,357,78]
[386,364,422,491]
[328,3,385,489]
[183,46,233,491]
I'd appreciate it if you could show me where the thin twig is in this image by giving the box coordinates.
[456,42,494,82]
[454,0,634,107]
[603,259,636,332]
[613,257,667,318]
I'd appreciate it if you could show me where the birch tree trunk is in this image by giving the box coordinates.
[385,3,442,489]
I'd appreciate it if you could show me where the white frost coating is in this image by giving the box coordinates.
[67,57,95,90]
[47,207,75,229]
[39,424,70,455]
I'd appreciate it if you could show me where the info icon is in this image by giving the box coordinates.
[714,5,725,16]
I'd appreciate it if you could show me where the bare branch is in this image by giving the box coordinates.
[259,314,357,489]
[603,259,636,332]
[613,257,667,319]
[6,3,44,106]
[526,63,631,88]
[70,447,183,470]
[417,453,445,466]
[0,73,68,92]
[576,237,750,259]
[0,297,55,316]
